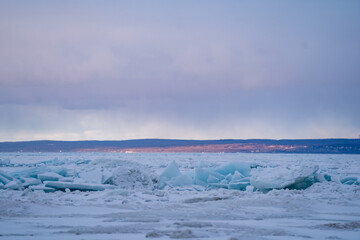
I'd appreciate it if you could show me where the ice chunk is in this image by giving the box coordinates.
[159,161,181,182]
[0,170,14,183]
[314,172,326,182]
[207,175,221,184]
[106,162,154,189]
[45,181,109,191]
[0,175,10,185]
[78,168,103,184]
[37,172,63,181]
[194,168,224,185]
[246,185,254,192]
[59,177,74,182]
[167,172,194,187]
[4,180,20,190]
[215,162,251,177]
[102,169,113,184]
[341,177,358,185]
[52,167,68,177]
[231,171,245,182]
[157,161,182,188]
[75,160,91,165]
[224,173,233,182]
[10,166,69,179]
[314,172,333,182]
[11,166,49,178]
[0,158,10,166]
[250,164,319,190]
[29,185,57,193]
[37,157,65,166]
[228,181,250,190]
[228,171,250,190]
[208,183,229,189]
[22,177,42,187]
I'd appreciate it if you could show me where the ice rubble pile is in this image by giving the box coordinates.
[0,167,112,192]
[104,162,154,189]
[157,161,360,191]
[0,158,359,193]
[0,159,154,192]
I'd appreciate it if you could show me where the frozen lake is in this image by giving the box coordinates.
[0,152,360,239]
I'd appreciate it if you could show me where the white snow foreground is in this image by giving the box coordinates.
[1,153,360,240]
[0,159,358,192]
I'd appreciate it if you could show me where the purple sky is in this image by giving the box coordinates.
[1,1,360,141]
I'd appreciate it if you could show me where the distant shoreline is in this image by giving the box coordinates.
[0,139,359,154]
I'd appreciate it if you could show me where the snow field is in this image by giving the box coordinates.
[0,152,359,239]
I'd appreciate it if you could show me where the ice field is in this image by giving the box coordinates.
[0,152,360,240]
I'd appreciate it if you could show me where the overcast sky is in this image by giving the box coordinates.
[0,0,359,141]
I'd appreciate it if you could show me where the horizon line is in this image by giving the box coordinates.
[1,137,360,143]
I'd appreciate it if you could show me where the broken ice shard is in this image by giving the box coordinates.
[45,181,108,191]
[37,172,63,181]
[250,164,319,190]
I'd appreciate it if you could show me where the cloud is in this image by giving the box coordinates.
[1,103,358,141]
[0,1,359,140]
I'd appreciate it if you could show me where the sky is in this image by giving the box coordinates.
[0,0,360,141]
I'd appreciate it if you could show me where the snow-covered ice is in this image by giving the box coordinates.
[0,152,359,239]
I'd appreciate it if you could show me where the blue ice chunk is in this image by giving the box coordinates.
[59,177,74,182]
[287,177,315,190]
[241,177,250,182]
[250,165,319,190]
[52,167,68,177]
[167,173,194,187]
[75,160,92,165]
[10,167,70,179]
[220,179,229,185]
[314,172,326,182]
[341,177,358,185]
[64,169,76,177]
[29,185,57,193]
[0,175,11,185]
[0,170,14,182]
[37,157,65,166]
[11,167,48,178]
[225,173,233,182]
[159,161,181,183]
[0,158,11,166]
[227,171,250,190]
[323,174,332,182]
[231,171,245,182]
[5,180,20,190]
[207,175,221,183]
[215,162,251,177]
[209,183,229,189]
[194,168,224,185]
[228,181,250,190]
[45,181,110,191]
[314,171,335,183]
[22,177,42,187]
[37,172,63,181]
[18,177,26,183]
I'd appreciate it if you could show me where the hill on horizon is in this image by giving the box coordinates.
[0,138,359,154]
